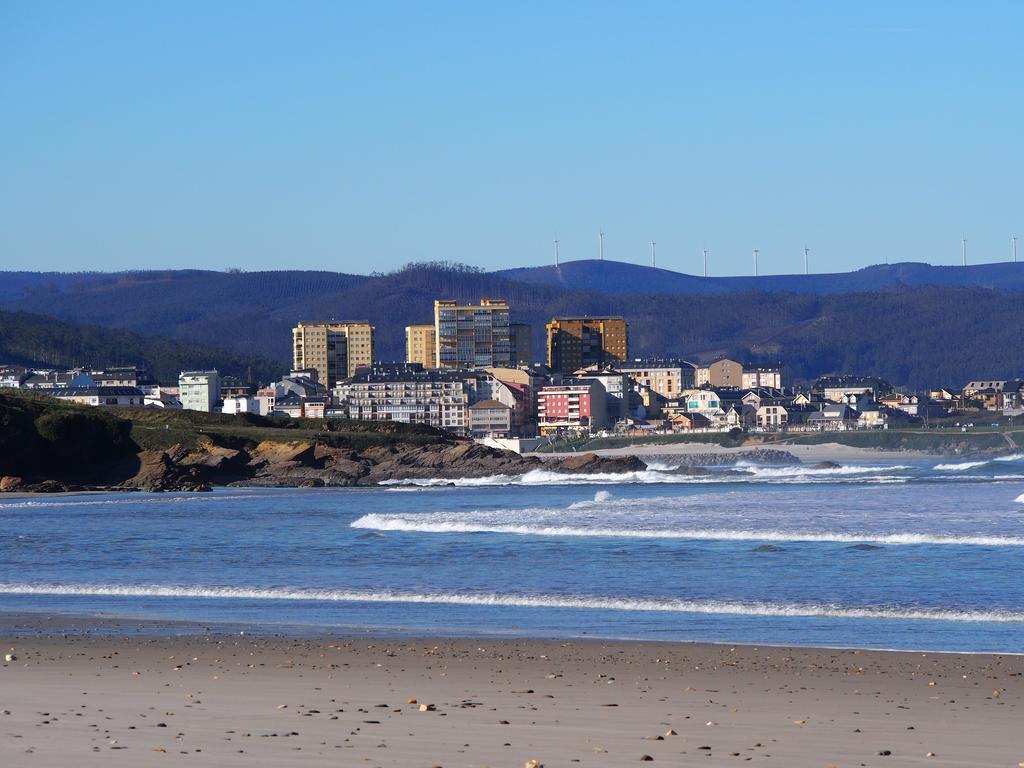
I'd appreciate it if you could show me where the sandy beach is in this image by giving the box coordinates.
[1,629,1020,767]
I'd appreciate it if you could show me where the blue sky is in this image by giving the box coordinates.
[2,2,1022,276]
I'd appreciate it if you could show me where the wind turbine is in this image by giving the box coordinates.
[803,246,809,275]
[703,248,708,277]
[553,238,560,267]
[1013,235,1018,263]
[650,240,656,268]
[962,236,967,267]
[598,230,604,261]
[753,248,759,277]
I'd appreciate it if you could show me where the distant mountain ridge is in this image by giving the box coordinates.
[498,259,1024,295]
[3,261,1024,389]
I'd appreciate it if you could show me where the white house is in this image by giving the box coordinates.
[50,386,145,407]
[222,395,261,415]
[680,389,726,426]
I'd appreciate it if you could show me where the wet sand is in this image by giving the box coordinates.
[1,632,1021,767]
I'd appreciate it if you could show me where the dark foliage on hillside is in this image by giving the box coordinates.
[3,264,1023,389]
[0,310,285,384]
[0,390,135,478]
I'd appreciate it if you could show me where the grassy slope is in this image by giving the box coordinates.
[122,405,451,453]
[0,390,453,480]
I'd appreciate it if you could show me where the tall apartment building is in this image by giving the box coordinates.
[510,322,533,365]
[179,370,221,412]
[405,323,437,368]
[434,299,513,369]
[292,321,374,386]
[546,316,629,375]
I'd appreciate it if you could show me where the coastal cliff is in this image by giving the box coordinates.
[0,390,647,493]
[114,440,649,492]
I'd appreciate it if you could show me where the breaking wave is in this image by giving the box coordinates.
[0,494,268,510]
[350,513,1024,546]
[934,460,989,472]
[994,453,1024,462]
[739,464,910,478]
[379,465,915,487]
[1,583,1019,623]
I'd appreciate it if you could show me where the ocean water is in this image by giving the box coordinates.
[1,455,1023,652]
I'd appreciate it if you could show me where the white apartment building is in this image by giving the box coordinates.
[178,370,221,412]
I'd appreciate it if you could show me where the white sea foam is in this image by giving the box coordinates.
[1015,493,1024,504]
[593,490,613,502]
[934,460,989,472]
[742,464,911,478]
[350,513,1024,546]
[1,582,1019,623]
[994,453,1024,462]
[642,461,680,471]
[0,494,268,510]
[379,465,915,487]
[2,581,1015,626]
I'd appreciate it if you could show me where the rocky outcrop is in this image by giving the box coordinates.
[121,448,212,492]
[0,476,23,492]
[104,441,650,492]
[551,452,646,475]
[356,443,538,484]
[640,448,798,468]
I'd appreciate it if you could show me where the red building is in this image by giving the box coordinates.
[536,383,606,435]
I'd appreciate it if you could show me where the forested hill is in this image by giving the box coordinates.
[499,259,1024,295]
[0,310,284,384]
[3,264,1024,389]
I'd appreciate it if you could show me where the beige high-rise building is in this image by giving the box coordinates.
[546,316,629,375]
[405,324,437,368]
[434,299,513,369]
[292,321,374,386]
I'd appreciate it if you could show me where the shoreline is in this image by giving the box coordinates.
[2,629,1020,767]
[1,612,1021,657]
[532,440,945,462]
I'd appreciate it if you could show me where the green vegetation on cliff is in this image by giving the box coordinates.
[0,389,451,485]
[0,390,136,478]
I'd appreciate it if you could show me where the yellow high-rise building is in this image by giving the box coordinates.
[405,324,437,368]
[292,321,374,386]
